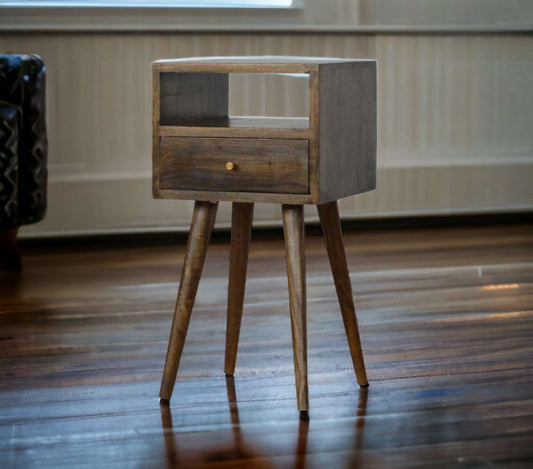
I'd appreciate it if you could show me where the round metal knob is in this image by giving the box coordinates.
[225,162,235,171]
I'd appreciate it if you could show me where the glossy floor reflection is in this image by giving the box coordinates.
[160,377,368,469]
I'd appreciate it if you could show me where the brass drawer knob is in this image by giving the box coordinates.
[225,161,235,171]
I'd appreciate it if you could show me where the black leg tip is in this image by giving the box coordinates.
[299,410,310,421]
[360,383,369,388]
[160,398,170,404]
[225,373,234,378]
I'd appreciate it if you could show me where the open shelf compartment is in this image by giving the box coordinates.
[157,70,311,138]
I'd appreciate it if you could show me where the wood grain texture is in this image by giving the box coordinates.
[317,201,368,386]
[308,69,321,203]
[159,117,310,139]
[1,222,532,467]
[153,61,317,75]
[224,202,254,376]
[158,137,309,195]
[152,66,161,196]
[318,60,377,203]
[153,57,377,205]
[154,188,313,204]
[153,57,374,76]
[160,200,218,400]
[154,57,362,65]
[282,204,309,413]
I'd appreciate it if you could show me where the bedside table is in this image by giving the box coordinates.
[153,56,377,416]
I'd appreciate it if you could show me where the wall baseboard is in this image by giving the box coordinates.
[17,211,533,248]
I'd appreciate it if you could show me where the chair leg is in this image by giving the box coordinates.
[160,201,218,401]
[0,228,21,271]
[317,201,368,386]
[225,202,254,375]
[282,204,309,413]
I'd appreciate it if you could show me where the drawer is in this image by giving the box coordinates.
[158,137,309,194]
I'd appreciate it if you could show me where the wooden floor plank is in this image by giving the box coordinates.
[1,223,532,468]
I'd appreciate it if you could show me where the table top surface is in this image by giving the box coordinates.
[153,55,376,66]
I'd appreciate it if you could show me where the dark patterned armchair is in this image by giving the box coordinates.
[0,54,47,270]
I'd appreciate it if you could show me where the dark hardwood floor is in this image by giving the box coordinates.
[1,221,532,468]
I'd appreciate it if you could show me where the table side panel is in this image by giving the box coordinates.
[308,69,320,203]
[318,61,377,203]
[152,67,161,195]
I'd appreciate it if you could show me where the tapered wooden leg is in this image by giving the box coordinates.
[225,202,254,375]
[282,204,309,413]
[160,201,218,401]
[317,201,368,386]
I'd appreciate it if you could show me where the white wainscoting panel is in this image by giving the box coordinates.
[0,33,531,237]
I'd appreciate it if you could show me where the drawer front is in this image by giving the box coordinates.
[158,137,309,194]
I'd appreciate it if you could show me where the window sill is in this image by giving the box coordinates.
[1,0,302,8]
[0,0,530,34]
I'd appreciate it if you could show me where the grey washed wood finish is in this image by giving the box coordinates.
[155,57,358,64]
[154,58,374,413]
[153,57,377,204]
[224,202,254,376]
[158,137,309,195]
[317,201,368,385]
[282,204,309,414]
[160,200,218,400]
[159,117,310,139]
[318,61,377,203]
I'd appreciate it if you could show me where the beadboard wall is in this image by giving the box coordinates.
[1,31,532,236]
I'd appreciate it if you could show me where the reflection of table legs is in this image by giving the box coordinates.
[159,379,368,468]
[159,199,369,412]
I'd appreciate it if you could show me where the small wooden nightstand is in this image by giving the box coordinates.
[153,56,377,416]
